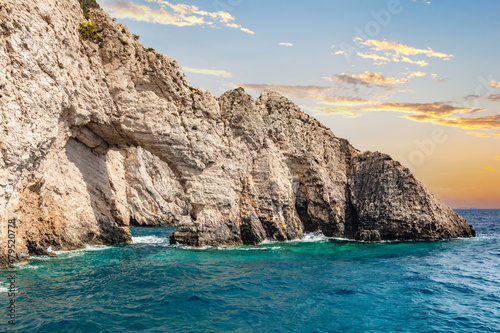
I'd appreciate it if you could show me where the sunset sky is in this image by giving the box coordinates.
[97,0,500,208]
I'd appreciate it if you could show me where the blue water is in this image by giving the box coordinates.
[1,209,499,332]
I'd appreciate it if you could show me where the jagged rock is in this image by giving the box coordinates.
[0,0,475,266]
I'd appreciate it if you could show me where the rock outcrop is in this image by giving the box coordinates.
[0,0,475,266]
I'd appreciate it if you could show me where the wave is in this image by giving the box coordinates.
[13,264,40,270]
[476,233,500,240]
[260,231,336,245]
[132,235,170,245]
[29,245,114,260]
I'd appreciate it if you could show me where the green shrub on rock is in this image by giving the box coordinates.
[79,0,100,17]
[78,22,99,40]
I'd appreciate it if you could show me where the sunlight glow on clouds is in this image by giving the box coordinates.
[364,102,484,117]
[490,80,500,88]
[279,43,293,47]
[100,0,254,34]
[406,114,500,130]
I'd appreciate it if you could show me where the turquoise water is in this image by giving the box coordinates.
[1,209,499,332]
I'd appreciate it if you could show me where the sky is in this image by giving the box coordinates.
[97,0,500,209]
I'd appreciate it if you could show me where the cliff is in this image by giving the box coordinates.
[0,0,475,266]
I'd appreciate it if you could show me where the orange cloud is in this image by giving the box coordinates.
[484,166,496,171]
[406,114,500,130]
[364,102,483,117]
[183,67,232,78]
[491,80,500,88]
[101,0,254,34]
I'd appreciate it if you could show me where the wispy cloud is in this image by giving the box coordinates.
[318,96,378,106]
[238,84,339,99]
[238,83,373,116]
[406,114,500,130]
[356,38,453,59]
[356,52,391,65]
[238,83,498,133]
[183,67,232,77]
[279,42,293,47]
[463,93,500,102]
[335,38,452,67]
[310,107,360,118]
[100,0,254,34]
[345,100,499,133]
[431,73,447,83]
[323,72,404,87]
[323,71,426,88]
[364,102,484,117]
[239,84,375,106]
[484,166,496,171]
[399,56,429,67]
[487,94,500,102]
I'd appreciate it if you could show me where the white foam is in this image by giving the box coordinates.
[30,245,113,260]
[84,245,113,251]
[298,231,332,242]
[168,244,213,250]
[477,234,500,240]
[13,264,39,270]
[132,235,169,245]
[260,231,334,245]
[30,256,52,261]
[0,283,7,293]
[217,246,281,251]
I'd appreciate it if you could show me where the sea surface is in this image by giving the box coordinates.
[1,209,499,332]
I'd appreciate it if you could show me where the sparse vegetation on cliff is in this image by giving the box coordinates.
[78,22,99,40]
[79,0,100,17]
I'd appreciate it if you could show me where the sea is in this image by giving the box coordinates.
[1,209,499,332]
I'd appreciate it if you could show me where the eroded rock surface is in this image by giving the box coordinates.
[0,0,475,266]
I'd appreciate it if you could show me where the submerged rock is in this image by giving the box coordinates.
[0,0,474,266]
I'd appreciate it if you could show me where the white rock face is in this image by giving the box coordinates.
[0,0,475,266]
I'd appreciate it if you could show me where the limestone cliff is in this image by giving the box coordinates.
[0,0,475,266]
